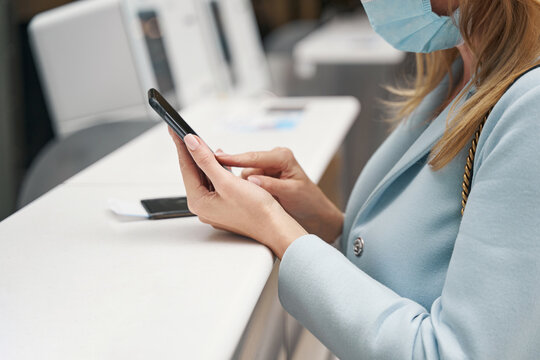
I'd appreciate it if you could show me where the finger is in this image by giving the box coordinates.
[247,175,288,196]
[169,127,196,172]
[241,168,265,179]
[169,129,209,198]
[184,134,231,188]
[215,148,290,169]
[214,149,233,171]
[168,126,181,140]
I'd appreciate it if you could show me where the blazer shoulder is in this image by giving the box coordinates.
[476,68,540,167]
[493,66,540,113]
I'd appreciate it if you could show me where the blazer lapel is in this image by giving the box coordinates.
[355,87,467,221]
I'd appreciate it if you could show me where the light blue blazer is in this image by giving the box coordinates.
[278,66,540,359]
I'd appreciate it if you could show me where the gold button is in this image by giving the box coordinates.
[353,237,364,257]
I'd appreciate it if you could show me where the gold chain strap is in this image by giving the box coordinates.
[460,117,487,216]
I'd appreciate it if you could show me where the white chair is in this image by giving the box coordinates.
[29,0,152,138]
[21,0,165,206]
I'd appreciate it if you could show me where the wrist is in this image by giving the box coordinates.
[326,208,344,242]
[265,203,308,259]
[312,188,344,243]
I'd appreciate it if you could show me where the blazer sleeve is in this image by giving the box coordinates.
[278,84,540,360]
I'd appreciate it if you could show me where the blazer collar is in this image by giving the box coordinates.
[355,74,473,221]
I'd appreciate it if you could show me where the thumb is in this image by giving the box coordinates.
[247,175,286,196]
[184,134,228,185]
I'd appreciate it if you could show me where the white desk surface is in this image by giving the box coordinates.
[0,96,359,359]
[293,14,405,78]
[0,184,273,359]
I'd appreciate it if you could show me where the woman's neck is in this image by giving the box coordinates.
[456,43,474,91]
[437,44,475,112]
[443,43,474,107]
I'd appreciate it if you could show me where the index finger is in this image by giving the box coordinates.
[215,150,286,170]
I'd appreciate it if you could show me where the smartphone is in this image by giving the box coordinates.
[141,196,195,220]
[148,88,199,141]
[148,88,229,189]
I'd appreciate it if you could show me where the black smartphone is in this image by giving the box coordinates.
[141,196,195,220]
[148,88,230,189]
[148,88,198,141]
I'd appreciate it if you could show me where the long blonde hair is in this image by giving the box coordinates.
[389,0,540,170]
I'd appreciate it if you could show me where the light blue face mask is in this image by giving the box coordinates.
[361,0,462,53]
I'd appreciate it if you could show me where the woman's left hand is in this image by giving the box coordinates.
[169,128,307,259]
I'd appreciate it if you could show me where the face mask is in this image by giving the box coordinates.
[361,0,463,53]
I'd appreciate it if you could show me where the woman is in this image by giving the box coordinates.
[169,0,540,358]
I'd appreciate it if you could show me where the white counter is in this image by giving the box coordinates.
[0,96,359,359]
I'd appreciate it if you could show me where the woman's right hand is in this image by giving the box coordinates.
[216,147,344,243]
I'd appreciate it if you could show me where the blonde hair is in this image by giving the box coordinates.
[388,0,540,170]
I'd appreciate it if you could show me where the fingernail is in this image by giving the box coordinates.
[248,176,261,186]
[215,149,228,156]
[184,134,200,151]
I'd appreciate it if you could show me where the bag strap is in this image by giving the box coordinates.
[461,63,540,216]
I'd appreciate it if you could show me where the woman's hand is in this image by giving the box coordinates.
[168,128,307,259]
[215,147,344,243]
